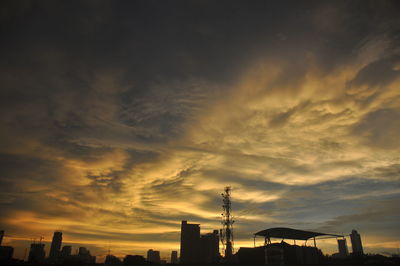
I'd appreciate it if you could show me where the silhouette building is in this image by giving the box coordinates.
[0,230,3,246]
[0,230,14,261]
[147,249,161,263]
[170,251,178,264]
[105,254,121,266]
[180,220,220,264]
[200,230,220,263]
[350,229,364,255]
[76,246,96,263]
[337,239,349,257]
[60,245,72,258]
[123,255,145,265]
[28,243,46,263]
[49,231,62,259]
[180,220,201,263]
[0,246,14,261]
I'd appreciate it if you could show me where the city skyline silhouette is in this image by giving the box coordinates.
[1,0,400,264]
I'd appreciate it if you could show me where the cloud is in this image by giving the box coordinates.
[351,108,400,149]
[1,0,400,260]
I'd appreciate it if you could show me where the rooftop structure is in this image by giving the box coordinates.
[254,227,343,247]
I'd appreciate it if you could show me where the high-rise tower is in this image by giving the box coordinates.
[180,220,200,263]
[49,231,62,259]
[170,251,178,264]
[220,186,234,259]
[350,229,364,255]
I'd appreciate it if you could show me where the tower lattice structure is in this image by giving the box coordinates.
[220,186,234,258]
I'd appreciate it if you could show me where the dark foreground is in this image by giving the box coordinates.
[2,254,400,266]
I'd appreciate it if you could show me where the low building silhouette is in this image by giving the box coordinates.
[105,254,122,266]
[66,246,96,263]
[245,227,343,265]
[60,245,72,258]
[337,238,349,257]
[123,255,145,266]
[238,242,323,265]
[147,249,161,263]
[0,246,14,261]
[28,243,46,263]
[74,247,96,263]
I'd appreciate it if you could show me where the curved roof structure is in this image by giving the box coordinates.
[254,227,343,240]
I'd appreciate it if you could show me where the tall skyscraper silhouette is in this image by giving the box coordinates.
[49,231,62,259]
[350,229,364,255]
[180,220,200,263]
[170,250,178,264]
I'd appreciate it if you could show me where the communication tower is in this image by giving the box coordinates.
[220,186,234,259]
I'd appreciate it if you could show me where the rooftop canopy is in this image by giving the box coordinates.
[254,227,343,240]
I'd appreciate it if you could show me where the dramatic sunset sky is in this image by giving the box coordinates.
[1,0,399,262]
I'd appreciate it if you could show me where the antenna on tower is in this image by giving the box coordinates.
[220,186,234,259]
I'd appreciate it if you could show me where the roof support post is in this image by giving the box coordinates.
[313,237,316,247]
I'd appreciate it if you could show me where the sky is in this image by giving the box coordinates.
[1,0,400,262]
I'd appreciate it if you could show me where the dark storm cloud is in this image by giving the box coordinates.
[1,0,399,149]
